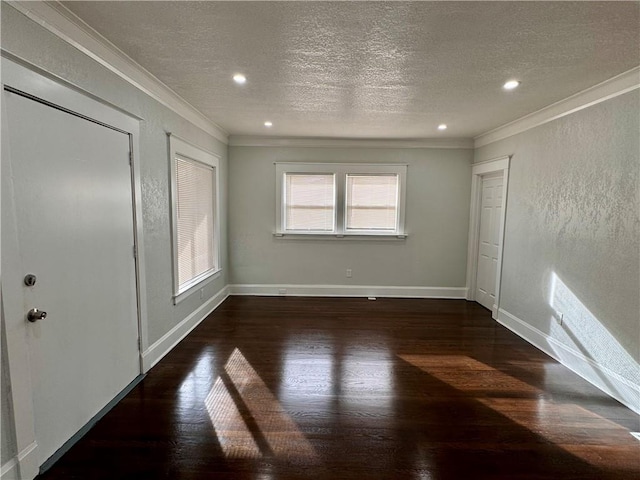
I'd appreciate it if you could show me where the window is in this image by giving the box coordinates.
[285,174,335,231]
[169,134,220,303]
[346,175,399,231]
[275,163,407,237]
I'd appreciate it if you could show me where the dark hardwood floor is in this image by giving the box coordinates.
[39,297,639,479]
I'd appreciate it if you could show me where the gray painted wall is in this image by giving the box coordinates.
[1,4,229,462]
[229,146,473,287]
[475,91,640,388]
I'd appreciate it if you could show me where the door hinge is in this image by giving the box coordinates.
[133,244,137,259]
[129,151,133,166]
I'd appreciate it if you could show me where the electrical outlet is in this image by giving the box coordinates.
[199,288,204,300]
[346,269,352,278]
[278,288,287,295]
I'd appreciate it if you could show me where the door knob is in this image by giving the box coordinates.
[27,308,47,322]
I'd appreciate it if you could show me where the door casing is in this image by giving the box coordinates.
[465,156,511,319]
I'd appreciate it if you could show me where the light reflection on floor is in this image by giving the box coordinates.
[279,334,395,414]
[205,377,261,459]
[413,443,435,480]
[177,347,214,414]
[399,353,640,470]
[279,333,334,410]
[341,345,394,412]
[206,348,318,462]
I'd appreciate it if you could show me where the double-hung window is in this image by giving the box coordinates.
[345,174,399,232]
[169,134,221,303]
[276,163,407,237]
[285,173,335,232]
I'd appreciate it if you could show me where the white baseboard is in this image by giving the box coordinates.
[228,284,467,299]
[497,308,640,415]
[141,286,229,372]
[17,442,39,480]
[1,442,39,480]
[0,459,18,480]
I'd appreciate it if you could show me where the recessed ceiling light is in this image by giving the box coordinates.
[233,73,247,85]
[438,124,447,131]
[503,80,520,90]
[264,121,273,127]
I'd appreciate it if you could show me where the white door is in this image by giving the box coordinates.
[3,89,140,466]
[475,174,504,311]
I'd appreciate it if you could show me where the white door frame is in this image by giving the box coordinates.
[465,155,511,319]
[1,55,148,479]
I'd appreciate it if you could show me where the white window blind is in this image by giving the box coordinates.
[346,174,399,231]
[176,157,215,290]
[284,174,335,231]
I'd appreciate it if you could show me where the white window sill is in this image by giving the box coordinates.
[273,232,407,240]
[173,268,222,305]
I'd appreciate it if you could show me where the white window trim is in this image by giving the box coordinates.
[169,133,222,304]
[275,162,408,239]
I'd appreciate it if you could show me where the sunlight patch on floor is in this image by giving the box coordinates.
[206,348,318,462]
[399,353,640,469]
[398,354,538,395]
[481,397,640,470]
[205,376,261,459]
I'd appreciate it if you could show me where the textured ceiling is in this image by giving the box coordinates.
[62,1,639,139]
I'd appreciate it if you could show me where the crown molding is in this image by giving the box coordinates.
[475,66,640,148]
[229,136,474,149]
[7,1,229,144]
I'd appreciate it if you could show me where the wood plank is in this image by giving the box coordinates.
[38,297,640,479]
